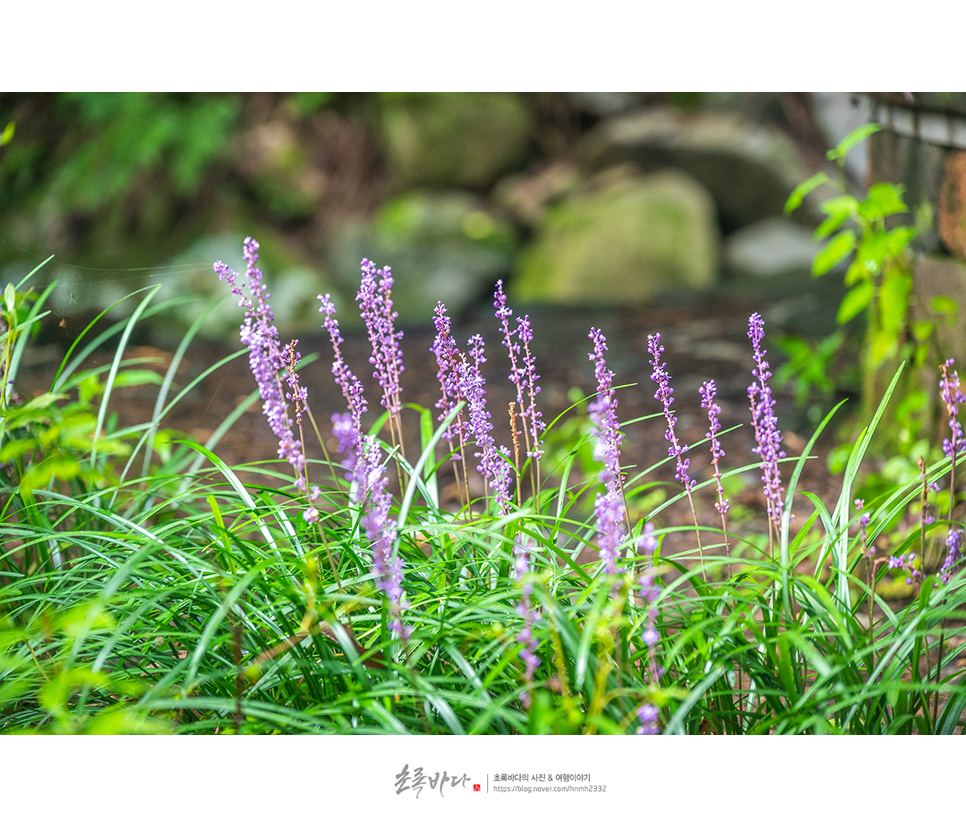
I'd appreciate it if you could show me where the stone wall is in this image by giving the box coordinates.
[867,92,966,363]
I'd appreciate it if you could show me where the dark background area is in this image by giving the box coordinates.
[0,92,866,342]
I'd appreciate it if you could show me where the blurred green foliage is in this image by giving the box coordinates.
[785,126,956,429]
[55,93,241,208]
[1,93,241,214]
[0,93,246,271]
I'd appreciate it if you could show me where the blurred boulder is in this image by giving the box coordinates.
[328,190,518,324]
[723,217,822,278]
[491,161,581,228]
[379,93,531,189]
[566,92,649,118]
[512,167,719,307]
[580,107,810,230]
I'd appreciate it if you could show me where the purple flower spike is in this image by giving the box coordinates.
[494,281,544,460]
[636,703,660,735]
[939,359,966,460]
[332,412,409,638]
[431,302,467,447]
[459,349,513,514]
[747,313,786,527]
[647,333,695,491]
[587,329,627,577]
[214,238,305,477]
[942,528,964,585]
[357,259,405,417]
[587,328,623,489]
[319,293,368,436]
[515,315,545,456]
[594,489,626,577]
[514,534,541,706]
[889,551,923,585]
[636,526,661,686]
[855,498,875,566]
[700,380,730,519]
[639,521,659,559]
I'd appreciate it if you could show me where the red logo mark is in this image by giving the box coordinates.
[473,784,481,792]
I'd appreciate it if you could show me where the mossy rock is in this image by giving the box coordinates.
[581,107,809,231]
[379,93,531,189]
[328,190,519,324]
[513,168,719,307]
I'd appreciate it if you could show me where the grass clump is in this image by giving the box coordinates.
[3,238,966,735]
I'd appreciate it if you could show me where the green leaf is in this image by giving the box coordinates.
[855,234,888,276]
[785,172,830,213]
[878,269,912,335]
[818,193,861,219]
[0,436,36,463]
[930,295,959,316]
[0,121,14,147]
[56,603,116,638]
[812,229,857,276]
[937,672,966,734]
[861,182,908,220]
[814,195,860,240]
[39,668,111,714]
[827,123,881,161]
[885,225,917,255]
[18,456,83,495]
[912,319,934,342]
[896,389,927,423]
[82,708,171,735]
[814,212,850,240]
[871,329,898,365]
[844,258,869,286]
[16,392,66,413]
[113,370,165,389]
[836,281,874,324]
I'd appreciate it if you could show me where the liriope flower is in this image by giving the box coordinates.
[942,528,964,585]
[357,258,404,418]
[648,333,694,491]
[459,345,513,515]
[587,328,623,489]
[431,302,466,448]
[587,328,626,576]
[939,359,966,461]
[494,280,544,460]
[636,522,661,735]
[331,411,409,637]
[700,380,729,519]
[747,313,786,527]
[214,237,305,482]
[514,534,540,706]
[319,293,368,437]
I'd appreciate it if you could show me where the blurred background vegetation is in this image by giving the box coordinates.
[0,92,866,340]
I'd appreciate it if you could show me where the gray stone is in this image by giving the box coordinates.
[328,190,518,325]
[379,93,531,190]
[512,167,719,307]
[580,107,810,230]
[723,217,823,278]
